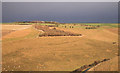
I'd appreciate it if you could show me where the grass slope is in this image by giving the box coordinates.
[2,23,118,71]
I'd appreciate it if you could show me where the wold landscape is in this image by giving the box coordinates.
[2,21,119,71]
[2,2,119,72]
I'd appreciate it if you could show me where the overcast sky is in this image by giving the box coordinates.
[2,2,118,23]
[1,0,120,2]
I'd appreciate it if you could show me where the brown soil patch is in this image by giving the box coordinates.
[35,25,82,37]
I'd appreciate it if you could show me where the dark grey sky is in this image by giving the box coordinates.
[2,2,118,23]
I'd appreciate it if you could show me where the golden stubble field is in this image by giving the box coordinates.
[2,24,118,71]
[2,25,32,36]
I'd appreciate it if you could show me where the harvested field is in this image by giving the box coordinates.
[2,25,32,37]
[106,28,118,34]
[2,25,32,31]
[2,28,32,39]
[2,30,15,36]
[56,27,118,43]
[2,23,118,71]
[2,36,118,71]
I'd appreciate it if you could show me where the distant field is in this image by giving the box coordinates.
[2,25,32,30]
[2,23,118,71]
[2,22,119,28]
[2,23,33,25]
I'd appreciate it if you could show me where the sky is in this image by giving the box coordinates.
[2,2,118,23]
[1,0,120,2]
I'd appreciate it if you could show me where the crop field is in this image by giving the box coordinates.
[2,23,119,71]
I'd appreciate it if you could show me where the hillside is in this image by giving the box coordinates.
[2,23,118,71]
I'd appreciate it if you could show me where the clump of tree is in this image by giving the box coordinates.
[65,26,67,28]
[74,24,76,25]
[85,26,97,29]
[69,26,74,28]
[47,25,56,27]
[53,27,56,30]
[19,24,30,25]
[96,25,100,27]
[112,42,116,44]
[56,24,59,27]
